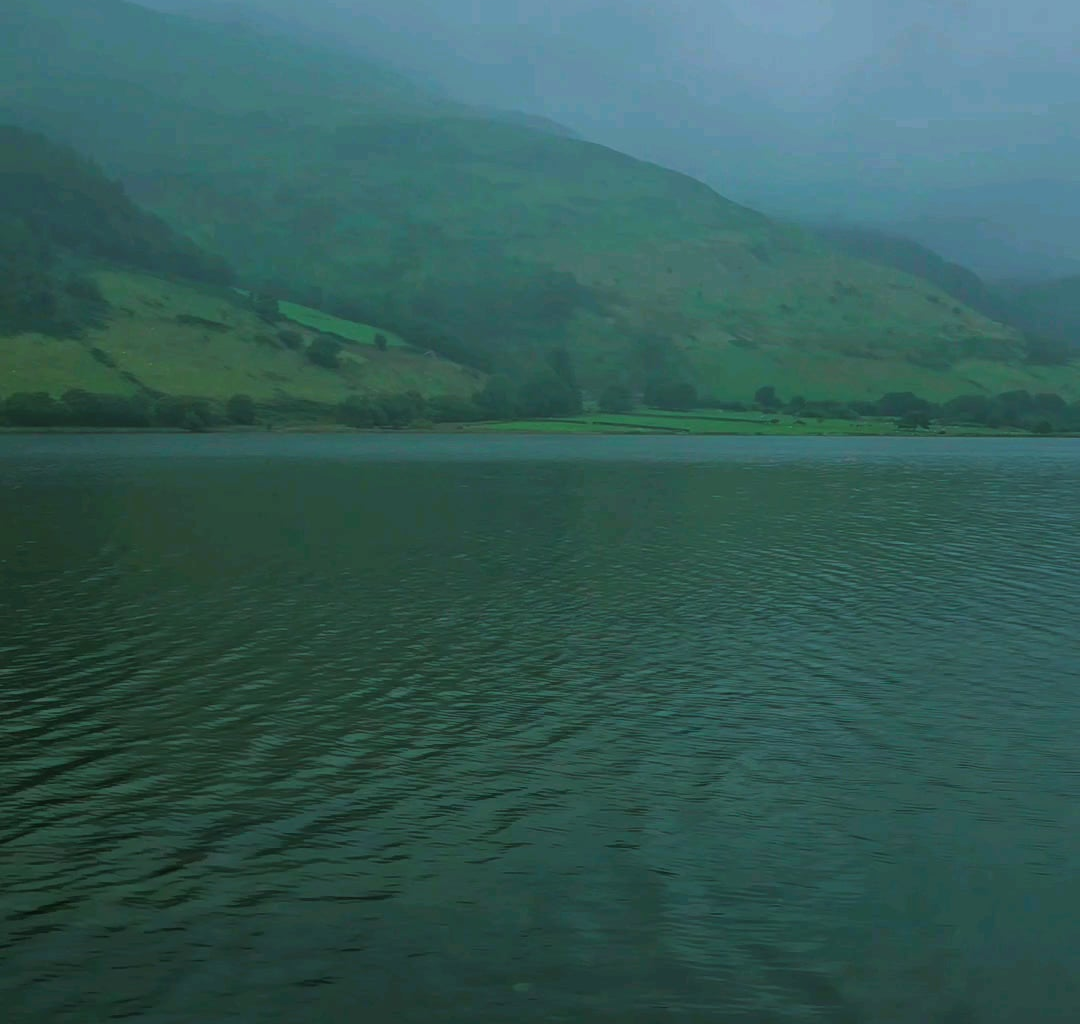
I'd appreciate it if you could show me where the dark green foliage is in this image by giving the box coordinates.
[1,389,157,427]
[0,123,233,338]
[598,383,635,413]
[644,378,698,411]
[941,394,991,423]
[1,392,67,426]
[380,391,427,425]
[338,396,389,428]
[175,314,230,332]
[61,389,151,427]
[407,258,596,356]
[0,217,108,337]
[277,328,304,350]
[374,332,389,352]
[154,396,216,431]
[546,347,579,390]
[936,390,1080,431]
[518,371,583,418]
[337,390,433,428]
[0,125,232,287]
[875,392,937,417]
[754,385,781,410]
[475,375,520,420]
[251,292,281,324]
[1024,334,1073,365]
[801,400,858,420]
[375,314,493,372]
[427,395,483,423]
[1032,419,1054,435]
[897,411,932,430]
[226,393,256,425]
[307,336,342,369]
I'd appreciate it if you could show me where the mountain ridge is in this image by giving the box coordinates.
[4,0,1079,403]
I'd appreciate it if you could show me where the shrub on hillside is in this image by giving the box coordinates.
[518,371,582,417]
[1,392,66,426]
[154,396,215,431]
[427,395,483,423]
[598,383,634,414]
[251,292,281,323]
[307,336,342,369]
[754,385,782,410]
[226,393,256,425]
[62,389,151,427]
[644,378,697,411]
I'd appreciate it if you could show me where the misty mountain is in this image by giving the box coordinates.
[6,0,1078,406]
[140,0,1080,280]
[0,123,230,338]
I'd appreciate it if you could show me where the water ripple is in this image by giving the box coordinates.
[2,435,1080,1023]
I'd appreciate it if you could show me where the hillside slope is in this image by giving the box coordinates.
[1,269,482,408]
[3,0,1077,401]
[0,122,482,412]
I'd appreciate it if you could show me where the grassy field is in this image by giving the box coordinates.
[277,302,408,349]
[0,270,482,405]
[465,410,1036,437]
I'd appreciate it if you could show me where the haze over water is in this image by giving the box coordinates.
[3,435,1079,1023]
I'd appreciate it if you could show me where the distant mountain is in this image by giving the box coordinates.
[814,225,1009,324]
[4,0,1079,402]
[1001,277,1080,349]
[816,223,1079,362]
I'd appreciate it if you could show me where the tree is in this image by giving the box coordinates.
[475,375,519,420]
[546,347,579,390]
[1,392,66,426]
[154,396,214,431]
[644,378,697,411]
[598,383,634,414]
[277,328,303,350]
[374,332,389,352]
[897,411,931,430]
[518,371,582,418]
[251,291,280,323]
[61,389,151,427]
[876,391,936,417]
[338,396,387,428]
[307,336,342,369]
[226,393,256,425]
[754,385,781,410]
[942,394,991,424]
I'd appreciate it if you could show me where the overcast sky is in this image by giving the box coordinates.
[150,0,1080,272]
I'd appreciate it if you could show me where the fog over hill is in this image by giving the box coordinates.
[146,0,1080,278]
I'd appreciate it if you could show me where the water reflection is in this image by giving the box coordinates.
[2,435,1079,1023]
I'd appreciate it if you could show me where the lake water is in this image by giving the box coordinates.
[2,434,1079,1023]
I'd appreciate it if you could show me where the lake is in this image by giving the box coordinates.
[2,434,1079,1023]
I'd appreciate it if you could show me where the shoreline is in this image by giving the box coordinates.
[1,424,1073,439]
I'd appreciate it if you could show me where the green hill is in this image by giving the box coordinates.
[4,0,1080,402]
[0,122,482,422]
[999,276,1080,351]
[1,268,481,412]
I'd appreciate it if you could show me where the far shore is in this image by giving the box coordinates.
[1,422,1073,439]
